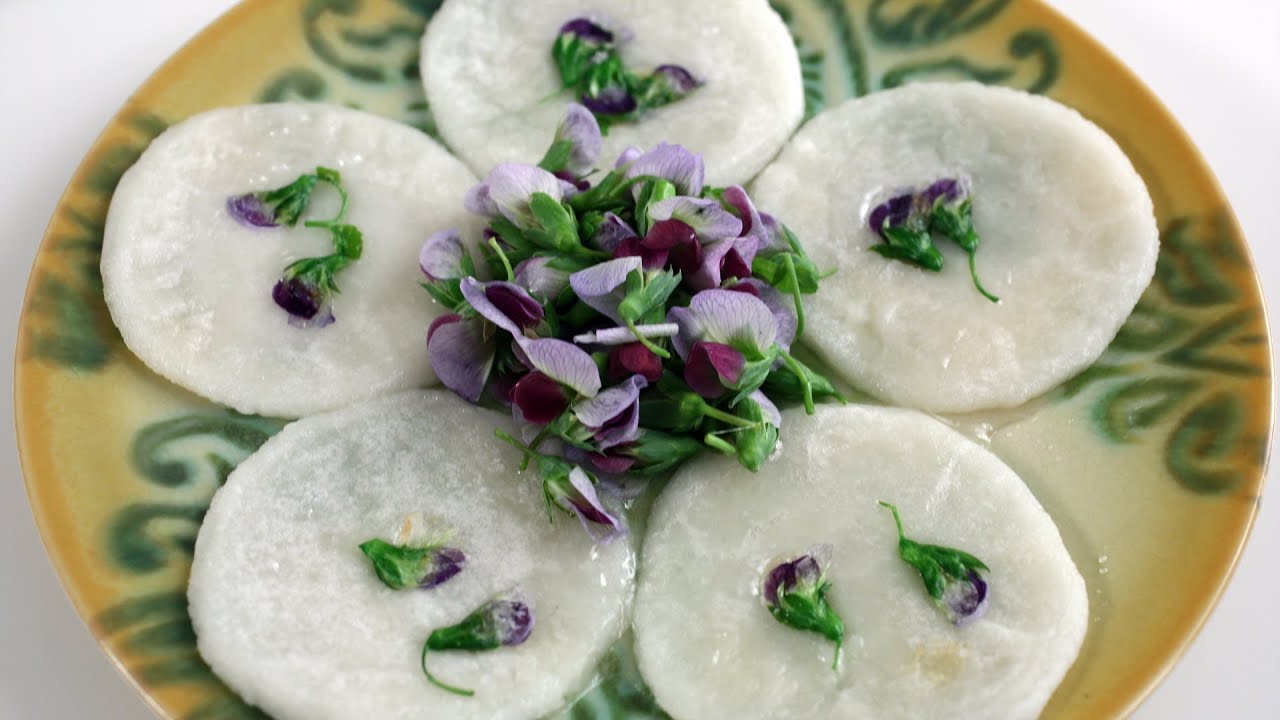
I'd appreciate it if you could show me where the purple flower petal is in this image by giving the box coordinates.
[684,341,745,398]
[511,371,570,424]
[763,544,830,608]
[559,17,613,44]
[756,212,790,254]
[868,192,915,236]
[582,86,638,116]
[514,256,571,301]
[562,466,627,543]
[427,314,495,403]
[574,374,647,449]
[922,177,968,206]
[419,547,467,589]
[591,212,638,253]
[746,390,782,428]
[464,181,499,217]
[676,288,778,355]
[517,337,601,397]
[946,570,990,626]
[729,279,796,352]
[666,305,699,361]
[227,193,278,228]
[648,196,742,241]
[487,592,535,646]
[555,102,603,176]
[419,228,466,281]
[461,277,543,335]
[621,142,704,197]
[569,256,642,323]
[614,146,643,168]
[720,186,763,240]
[652,64,702,96]
[607,342,663,383]
[273,276,334,328]
[484,163,565,229]
[685,235,757,291]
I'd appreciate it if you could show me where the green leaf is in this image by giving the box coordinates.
[734,396,779,472]
[873,225,944,271]
[538,139,574,174]
[633,178,676,235]
[727,348,780,407]
[259,173,319,226]
[638,391,707,432]
[525,192,581,253]
[618,270,681,323]
[622,430,703,475]
[358,539,428,590]
[331,223,363,259]
[761,361,844,406]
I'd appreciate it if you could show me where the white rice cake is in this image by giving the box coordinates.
[633,404,1088,720]
[189,391,636,720]
[102,103,479,417]
[421,0,804,186]
[750,82,1158,412]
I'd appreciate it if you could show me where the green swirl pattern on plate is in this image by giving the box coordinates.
[16,1,1269,719]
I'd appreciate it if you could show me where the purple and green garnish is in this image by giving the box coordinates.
[422,103,840,542]
[868,177,998,302]
[762,544,845,669]
[358,538,466,591]
[879,501,990,625]
[420,591,535,697]
[228,166,364,327]
[551,18,702,132]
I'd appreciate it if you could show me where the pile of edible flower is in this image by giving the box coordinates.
[421,103,841,542]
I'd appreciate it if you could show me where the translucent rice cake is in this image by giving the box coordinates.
[750,82,1158,412]
[102,103,480,417]
[188,391,636,720]
[421,0,803,187]
[633,404,1088,720]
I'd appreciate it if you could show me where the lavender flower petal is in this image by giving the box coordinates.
[621,142,704,197]
[746,390,782,428]
[568,256,642,323]
[647,196,742,241]
[514,256,571,301]
[559,17,613,44]
[757,212,790,254]
[563,466,627,543]
[666,305,700,361]
[227,193,277,228]
[652,64,702,96]
[591,212,639,253]
[555,102,603,176]
[484,163,565,229]
[731,279,796,352]
[419,547,467,589]
[419,227,466,281]
[573,374,647,449]
[463,181,499,217]
[517,337,601,397]
[460,277,543,335]
[486,591,535,646]
[427,315,495,403]
[683,288,778,354]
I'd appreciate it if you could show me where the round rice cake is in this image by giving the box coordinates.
[633,404,1088,720]
[102,103,479,417]
[421,0,804,186]
[750,82,1158,412]
[188,391,636,720]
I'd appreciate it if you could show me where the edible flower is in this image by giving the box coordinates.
[271,270,335,329]
[514,256,572,302]
[421,591,535,697]
[762,544,845,669]
[878,501,990,625]
[538,102,603,185]
[540,458,627,542]
[868,177,997,302]
[226,171,325,228]
[607,342,663,383]
[620,142,705,197]
[426,314,494,403]
[551,19,701,131]
[468,163,567,230]
[573,374,647,449]
[358,538,465,591]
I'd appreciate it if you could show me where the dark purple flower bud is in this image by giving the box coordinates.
[921,177,967,207]
[761,544,844,669]
[272,275,334,328]
[427,314,495,403]
[868,192,915,235]
[651,64,702,96]
[421,591,535,696]
[591,212,638,253]
[511,371,571,424]
[559,17,614,45]
[573,374,647,449]
[582,86,638,116]
[227,193,278,228]
[642,218,701,273]
[607,342,663,383]
[684,341,746,399]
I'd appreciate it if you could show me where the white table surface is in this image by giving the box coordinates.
[0,1,1276,718]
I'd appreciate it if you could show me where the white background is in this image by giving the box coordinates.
[0,1,1276,718]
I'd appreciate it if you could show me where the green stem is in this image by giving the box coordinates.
[777,348,815,414]
[489,238,515,282]
[421,646,475,697]
[703,434,736,454]
[782,253,806,337]
[878,500,905,539]
[626,319,671,359]
[832,639,842,671]
[700,403,757,429]
[968,250,1000,303]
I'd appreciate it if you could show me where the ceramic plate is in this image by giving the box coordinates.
[15,1,1271,718]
